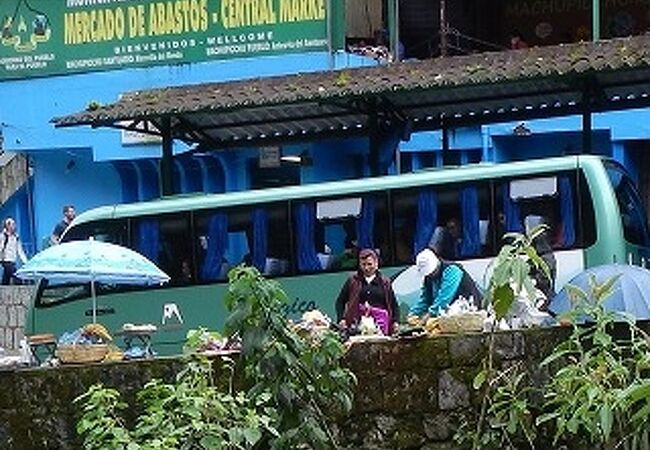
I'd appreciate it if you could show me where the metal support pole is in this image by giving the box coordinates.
[389,0,401,62]
[440,0,448,56]
[160,116,174,196]
[368,109,380,177]
[582,84,593,154]
[582,110,592,155]
[326,0,334,69]
[592,0,600,41]
[441,119,450,161]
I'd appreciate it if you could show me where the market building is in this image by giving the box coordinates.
[2,0,650,257]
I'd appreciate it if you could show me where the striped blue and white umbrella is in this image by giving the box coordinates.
[16,238,169,322]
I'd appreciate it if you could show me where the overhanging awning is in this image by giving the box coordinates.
[52,34,650,150]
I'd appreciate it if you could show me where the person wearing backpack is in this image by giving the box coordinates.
[408,247,483,321]
[1,217,27,285]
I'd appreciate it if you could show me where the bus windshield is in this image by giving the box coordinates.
[606,163,650,247]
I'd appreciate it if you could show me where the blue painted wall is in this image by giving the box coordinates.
[0,51,375,251]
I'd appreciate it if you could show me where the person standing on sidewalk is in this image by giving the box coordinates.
[0,217,27,285]
[50,204,75,245]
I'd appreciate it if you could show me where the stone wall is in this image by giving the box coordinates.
[0,286,34,352]
[0,327,570,450]
[339,327,569,450]
[0,153,29,205]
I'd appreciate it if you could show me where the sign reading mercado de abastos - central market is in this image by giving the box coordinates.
[0,0,341,80]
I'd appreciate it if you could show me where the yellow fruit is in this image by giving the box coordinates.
[83,323,113,342]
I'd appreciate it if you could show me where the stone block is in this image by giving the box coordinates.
[344,340,386,374]
[13,328,24,350]
[382,370,438,413]
[7,306,17,327]
[351,372,385,413]
[422,412,455,441]
[339,412,390,449]
[524,326,570,359]
[449,334,486,367]
[372,336,451,371]
[0,305,7,327]
[390,420,427,449]
[493,330,525,360]
[438,369,471,410]
[16,305,25,327]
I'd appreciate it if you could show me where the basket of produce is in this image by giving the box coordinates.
[56,344,109,364]
[56,323,112,364]
[437,312,485,334]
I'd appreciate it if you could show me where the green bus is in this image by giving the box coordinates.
[26,155,650,354]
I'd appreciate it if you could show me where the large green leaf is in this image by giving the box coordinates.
[492,284,514,320]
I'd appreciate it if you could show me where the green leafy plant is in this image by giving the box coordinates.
[536,275,650,450]
[468,226,550,450]
[485,225,550,320]
[463,259,650,450]
[184,327,223,353]
[457,362,538,450]
[76,265,355,450]
[224,266,356,450]
[86,100,101,111]
[76,355,276,450]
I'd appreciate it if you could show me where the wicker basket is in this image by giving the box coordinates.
[437,312,485,334]
[56,344,109,364]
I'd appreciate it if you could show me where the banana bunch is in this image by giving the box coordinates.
[424,317,441,335]
[83,323,113,342]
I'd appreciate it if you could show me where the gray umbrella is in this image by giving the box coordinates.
[550,264,650,320]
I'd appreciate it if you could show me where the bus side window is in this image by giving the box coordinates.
[391,188,420,265]
[131,214,193,286]
[249,203,290,277]
[293,201,323,273]
[195,212,230,283]
[317,194,390,272]
[437,183,492,260]
[497,173,578,250]
[63,219,128,246]
[392,182,493,265]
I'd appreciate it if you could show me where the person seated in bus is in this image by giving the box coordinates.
[179,259,194,285]
[332,237,359,270]
[407,248,483,321]
[428,217,461,260]
[335,248,400,335]
[394,222,414,264]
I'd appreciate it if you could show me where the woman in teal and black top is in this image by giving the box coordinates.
[408,248,482,320]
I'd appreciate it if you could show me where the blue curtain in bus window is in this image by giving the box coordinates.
[137,219,160,263]
[293,202,321,272]
[504,184,523,233]
[252,208,268,272]
[355,197,375,250]
[201,213,228,281]
[559,175,576,248]
[414,190,437,254]
[460,187,481,257]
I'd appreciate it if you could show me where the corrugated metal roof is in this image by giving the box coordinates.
[52,34,650,149]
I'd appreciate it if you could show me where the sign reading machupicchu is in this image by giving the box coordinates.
[0,0,341,80]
